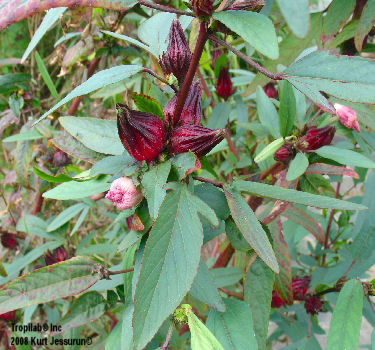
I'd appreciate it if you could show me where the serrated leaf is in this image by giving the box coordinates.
[327,279,364,350]
[276,0,310,38]
[0,257,100,313]
[213,11,279,59]
[286,152,309,181]
[171,152,200,180]
[131,93,164,120]
[224,186,279,272]
[278,80,296,137]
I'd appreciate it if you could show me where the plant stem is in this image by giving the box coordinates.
[108,268,134,275]
[208,34,283,81]
[160,322,174,350]
[193,176,223,188]
[143,68,178,93]
[219,287,244,300]
[137,0,195,16]
[173,22,208,122]
[213,243,235,268]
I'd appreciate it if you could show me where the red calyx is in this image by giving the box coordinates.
[44,247,68,266]
[117,104,166,163]
[274,143,295,162]
[0,311,16,321]
[216,67,234,100]
[53,151,71,167]
[298,126,336,152]
[292,276,311,301]
[264,82,278,99]
[164,81,202,127]
[168,125,224,158]
[304,296,322,315]
[1,234,17,249]
[159,20,192,85]
[271,290,284,308]
[192,0,213,17]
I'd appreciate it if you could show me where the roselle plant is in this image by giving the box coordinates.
[1,0,375,349]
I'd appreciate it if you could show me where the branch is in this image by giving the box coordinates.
[143,68,178,93]
[212,243,235,268]
[193,176,223,188]
[160,322,174,350]
[108,268,134,275]
[137,0,195,16]
[208,34,283,81]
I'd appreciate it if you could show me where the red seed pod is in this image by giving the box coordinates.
[53,151,71,167]
[226,0,265,11]
[304,296,322,315]
[168,125,224,158]
[264,82,278,99]
[1,234,17,249]
[274,143,296,162]
[44,247,68,266]
[216,67,234,100]
[164,81,202,127]
[117,104,166,163]
[271,291,284,308]
[192,0,213,17]
[298,126,336,152]
[292,276,311,301]
[159,20,192,85]
[0,311,16,321]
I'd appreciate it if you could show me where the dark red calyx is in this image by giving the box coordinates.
[216,67,234,100]
[264,82,278,99]
[298,126,336,152]
[274,142,296,162]
[1,234,17,249]
[53,151,71,167]
[117,103,166,163]
[304,296,322,314]
[292,276,311,301]
[44,246,68,266]
[271,290,284,308]
[192,0,214,17]
[0,311,16,321]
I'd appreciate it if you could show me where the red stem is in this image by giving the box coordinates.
[212,243,235,268]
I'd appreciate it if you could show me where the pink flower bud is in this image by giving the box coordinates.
[1,234,17,249]
[216,67,234,100]
[168,125,224,158]
[304,296,322,315]
[159,20,192,85]
[334,103,360,132]
[117,103,166,163]
[164,81,202,127]
[105,177,143,211]
[264,82,278,99]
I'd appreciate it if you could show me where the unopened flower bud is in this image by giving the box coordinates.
[292,276,311,301]
[0,311,16,321]
[164,81,202,126]
[192,0,213,17]
[226,0,265,11]
[106,177,143,211]
[159,20,192,85]
[334,103,360,132]
[271,291,284,308]
[304,296,322,314]
[216,67,234,100]
[274,143,295,162]
[117,104,166,163]
[53,151,71,167]
[211,43,223,69]
[44,247,68,266]
[168,125,224,158]
[298,126,335,152]
[1,234,17,249]
[264,82,278,99]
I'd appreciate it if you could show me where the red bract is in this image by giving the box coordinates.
[44,247,68,266]
[216,67,234,100]
[264,82,278,99]
[164,81,202,127]
[168,125,224,158]
[117,104,166,163]
[159,20,192,85]
[304,296,322,315]
[0,311,15,321]
[274,143,295,162]
[298,126,335,152]
[192,0,213,17]
[292,276,311,301]
[1,234,17,248]
[271,291,284,308]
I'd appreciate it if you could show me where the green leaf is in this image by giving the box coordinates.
[90,154,133,176]
[33,167,73,183]
[43,179,110,200]
[283,51,375,114]
[131,92,164,120]
[212,11,279,60]
[256,86,281,139]
[59,116,123,155]
[16,215,62,241]
[210,267,243,288]
[71,206,89,236]
[0,73,31,94]
[276,0,310,38]
[133,184,217,349]
[35,65,142,125]
[286,152,309,181]
[0,257,100,313]
[233,180,367,210]
[355,0,375,51]
[2,129,43,142]
[244,258,274,350]
[327,279,364,350]
[316,146,375,168]
[54,292,106,335]
[254,138,288,163]
[190,260,225,312]
[47,203,87,232]
[34,51,59,100]
[278,80,296,137]
[206,298,258,350]
[142,161,171,219]
[224,186,279,272]
[185,305,225,350]
[207,102,231,129]
[171,152,199,180]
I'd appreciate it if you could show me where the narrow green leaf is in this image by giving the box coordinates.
[34,51,59,100]
[316,146,375,168]
[327,279,364,350]
[213,11,279,59]
[255,137,290,163]
[286,152,309,181]
[244,258,275,350]
[233,180,367,210]
[47,203,86,232]
[70,206,89,236]
[33,167,73,183]
[276,0,310,38]
[224,186,279,272]
[278,80,296,137]
[3,129,43,143]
